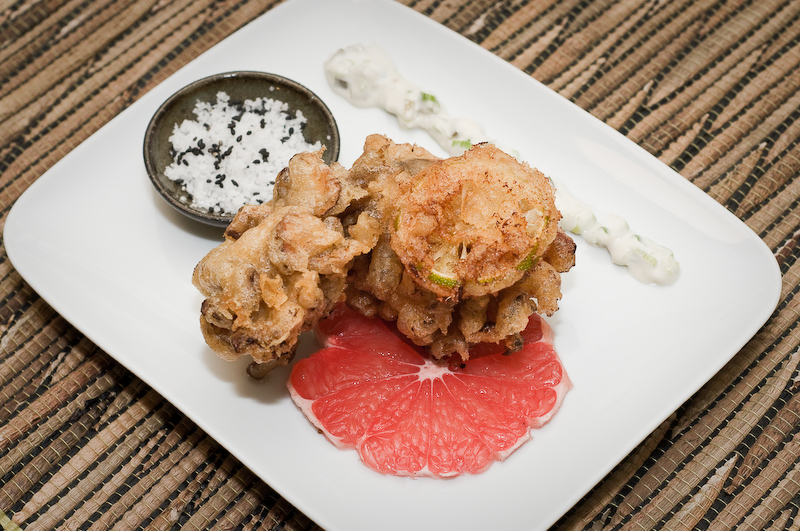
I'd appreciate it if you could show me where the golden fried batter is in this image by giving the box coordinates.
[193,150,376,377]
[270,149,368,217]
[193,204,372,377]
[194,135,576,375]
[341,137,575,361]
[391,143,561,300]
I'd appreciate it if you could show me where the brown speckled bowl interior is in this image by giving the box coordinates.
[143,71,340,227]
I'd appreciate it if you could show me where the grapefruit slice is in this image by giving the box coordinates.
[287,304,571,478]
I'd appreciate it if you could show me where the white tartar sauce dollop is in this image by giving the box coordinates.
[552,178,679,285]
[324,44,489,156]
[324,43,680,286]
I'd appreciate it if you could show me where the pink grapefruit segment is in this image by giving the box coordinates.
[288,304,571,478]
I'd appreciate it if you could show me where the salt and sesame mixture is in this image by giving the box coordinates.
[164,91,321,215]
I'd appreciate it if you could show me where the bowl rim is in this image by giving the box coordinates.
[143,70,341,227]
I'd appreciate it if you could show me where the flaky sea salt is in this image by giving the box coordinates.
[164,91,321,215]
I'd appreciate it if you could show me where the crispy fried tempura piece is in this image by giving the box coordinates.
[193,150,375,377]
[343,138,575,360]
[348,134,439,225]
[391,143,561,300]
[347,232,574,360]
[271,149,368,217]
[193,205,372,376]
[194,136,576,374]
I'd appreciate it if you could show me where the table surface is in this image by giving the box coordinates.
[2,0,800,529]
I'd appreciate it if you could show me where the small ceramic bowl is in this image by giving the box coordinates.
[143,71,340,227]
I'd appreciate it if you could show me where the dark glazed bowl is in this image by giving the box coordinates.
[143,71,340,227]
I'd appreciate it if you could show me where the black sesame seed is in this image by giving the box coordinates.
[231,180,238,187]
[236,135,242,142]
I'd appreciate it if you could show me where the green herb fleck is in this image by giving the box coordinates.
[634,248,657,266]
[517,247,540,271]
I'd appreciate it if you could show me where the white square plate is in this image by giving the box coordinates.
[4,0,781,529]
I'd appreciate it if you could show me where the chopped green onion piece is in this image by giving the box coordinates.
[428,271,461,288]
[517,247,539,271]
[634,248,657,266]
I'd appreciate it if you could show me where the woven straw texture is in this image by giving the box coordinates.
[2,0,800,529]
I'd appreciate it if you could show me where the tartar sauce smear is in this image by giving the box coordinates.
[553,178,679,285]
[324,43,680,286]
[324,44,489,156]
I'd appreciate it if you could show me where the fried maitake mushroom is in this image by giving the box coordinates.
[193,135,575,377]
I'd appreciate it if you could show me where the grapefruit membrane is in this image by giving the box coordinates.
[288,304,571,478]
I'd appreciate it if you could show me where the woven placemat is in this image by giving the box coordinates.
[2,0,800,529]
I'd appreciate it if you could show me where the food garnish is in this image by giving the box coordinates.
[288,303,570,477]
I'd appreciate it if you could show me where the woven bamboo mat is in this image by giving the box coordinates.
[1,0,799,529]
